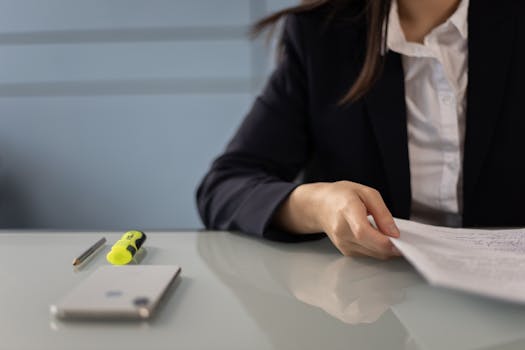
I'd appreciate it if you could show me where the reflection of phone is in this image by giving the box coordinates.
[50,265,181,320]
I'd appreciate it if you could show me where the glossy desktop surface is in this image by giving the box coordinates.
[2,230,525,350]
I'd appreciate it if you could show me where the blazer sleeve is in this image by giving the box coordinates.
[196,15,324,242]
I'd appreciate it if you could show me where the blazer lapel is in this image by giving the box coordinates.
[364,51,411,218]
[463,0,515,204]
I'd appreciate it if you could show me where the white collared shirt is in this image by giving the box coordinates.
[387,0,469,226]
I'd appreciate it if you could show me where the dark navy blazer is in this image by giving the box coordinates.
[197,0,525,241]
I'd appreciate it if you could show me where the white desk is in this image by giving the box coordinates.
[2,230,525,350]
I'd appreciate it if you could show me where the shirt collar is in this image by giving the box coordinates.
[449,0,469,39]
[385,0,469,54]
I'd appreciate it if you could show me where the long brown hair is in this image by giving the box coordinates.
[252,0,392,103]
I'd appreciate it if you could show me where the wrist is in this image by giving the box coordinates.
[274,183,327,234]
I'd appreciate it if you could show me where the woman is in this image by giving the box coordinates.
[197,0,524,259]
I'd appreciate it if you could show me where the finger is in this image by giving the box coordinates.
[357,187,399,238]
[341,199,397,257]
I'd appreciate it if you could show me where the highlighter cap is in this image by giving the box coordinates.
[106,246,133,265]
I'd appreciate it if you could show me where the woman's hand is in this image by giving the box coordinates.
[274,181,402,259]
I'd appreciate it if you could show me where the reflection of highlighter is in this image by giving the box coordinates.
[106,231,147,265]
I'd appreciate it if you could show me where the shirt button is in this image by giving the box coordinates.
[441,94,454,106]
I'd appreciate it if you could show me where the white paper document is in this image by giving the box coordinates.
[391,219,525,303]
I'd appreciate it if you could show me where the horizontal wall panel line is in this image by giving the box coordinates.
[0,78,267,96]
[0,41,253,83]
[0,26,251,45]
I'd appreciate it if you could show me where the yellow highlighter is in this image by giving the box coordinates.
[106,231,147,265]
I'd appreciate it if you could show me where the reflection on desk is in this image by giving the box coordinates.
[197,232,525,350]
[198,231,421,324]
[197,232,410,349]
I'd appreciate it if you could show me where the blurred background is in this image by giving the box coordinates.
[0,0,297,230]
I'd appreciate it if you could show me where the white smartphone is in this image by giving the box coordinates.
[50,265,181,320]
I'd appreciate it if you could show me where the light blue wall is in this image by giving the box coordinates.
[0,0,297,229]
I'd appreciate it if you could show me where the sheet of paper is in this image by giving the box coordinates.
[391,219,525,303]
